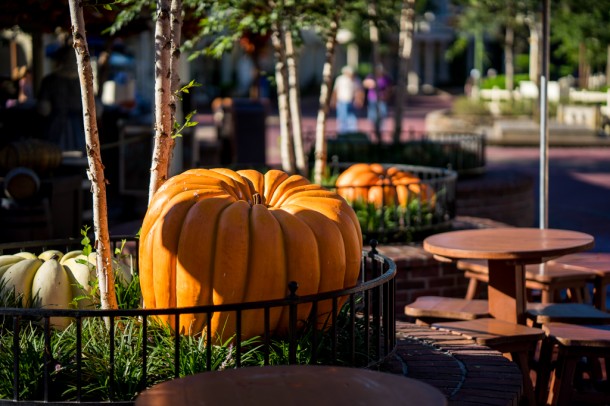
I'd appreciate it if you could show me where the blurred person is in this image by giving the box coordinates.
[331,65,364,134]
[363,64,392,137]
[37,44,85,153]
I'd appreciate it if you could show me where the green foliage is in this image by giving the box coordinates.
[350,198,436,244]
[451,96,490,116]
[80,225,93,257]
[551,0,610,75]
[481,73,530,90]
[0,323,46,400]
[102,0,154,36]
[515,54,529,74]
[172,110,198,139]
[498,98,536,117]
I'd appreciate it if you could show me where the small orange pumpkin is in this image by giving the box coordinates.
[139,168,362,341]
[335,163,435,208]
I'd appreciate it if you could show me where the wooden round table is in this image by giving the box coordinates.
[135,365,447,406]
[423,228,594,324]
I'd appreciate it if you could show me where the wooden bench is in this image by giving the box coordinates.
[526,302,610,327]
[406,296,610,327]
[457,259,597,304]
[537,323,610,406]
[549,252,610,311]
[404,296,489,325]
[432,317,545,406]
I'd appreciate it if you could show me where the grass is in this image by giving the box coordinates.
[351,198,437,244]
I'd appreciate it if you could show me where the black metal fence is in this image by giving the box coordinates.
[307,130,486,176]
[0,237,396,405]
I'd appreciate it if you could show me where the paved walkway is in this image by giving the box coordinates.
[485,146,610,253]
[376,321,524,405]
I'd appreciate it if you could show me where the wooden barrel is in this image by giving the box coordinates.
[3,167,41,200]
[0,139,63,174]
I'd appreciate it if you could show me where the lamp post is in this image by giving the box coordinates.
[539,0,550,229]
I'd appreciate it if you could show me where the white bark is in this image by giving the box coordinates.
[313,9,340,186]
[148,0,174,202]
[285,30,306,176]
[528,20,541,84]
[270,11,296,174]
[169,0,183,145]
[393,0,415,143]
[505,24,514,96]
[68,0,117,310]
[369,0,382,142]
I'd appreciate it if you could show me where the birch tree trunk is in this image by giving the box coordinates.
[579,42,590,89]
[369,0,382,142]
[148,0,174,202]
[270,6,296,174]
[505,23,514,97]
[68,0,117,310]
[170,0,183,124]
[528,20,541,85]
[285,29,306,176]
[393,0,415,143]
[313,8,341,185]
[606,44,610,87]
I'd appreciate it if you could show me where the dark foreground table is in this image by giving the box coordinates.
[135,364,447,406]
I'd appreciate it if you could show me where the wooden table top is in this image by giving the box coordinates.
[135,365,447,406]
[424,228,594,262]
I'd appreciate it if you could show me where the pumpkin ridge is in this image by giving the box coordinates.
[140,189,228,312]
[210,200,251,337]
[281,205,346,328]
[175,196,232,335]
[282,199,361,288]
[272,184,326,207]
[266,174,310,207]
[210,168,252,201]
[281,193,343,208]
[141,187,229,243]
[236,169,265,201]
[151,195,203,324]
[190,168,244,199]
[263,170,290,201]
[142,182,226,234]
[241,204,285,338]
[269,208,320,334]
[139,225,156,308]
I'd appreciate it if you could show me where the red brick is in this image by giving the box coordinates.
[429,276,459,288]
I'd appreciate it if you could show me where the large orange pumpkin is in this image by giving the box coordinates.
[139,168,362,341]
[334,163,435,208]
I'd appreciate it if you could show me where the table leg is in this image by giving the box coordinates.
[487,261,527,324]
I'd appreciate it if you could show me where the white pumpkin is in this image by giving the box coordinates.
[0,250,97,330]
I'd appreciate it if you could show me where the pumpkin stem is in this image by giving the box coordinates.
[252,193,262,206]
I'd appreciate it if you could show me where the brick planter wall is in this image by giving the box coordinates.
[376,216,509,319]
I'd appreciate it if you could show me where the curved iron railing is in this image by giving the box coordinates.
[306,130,486,176]
[0,237,396,405]
[324,163,457,243]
